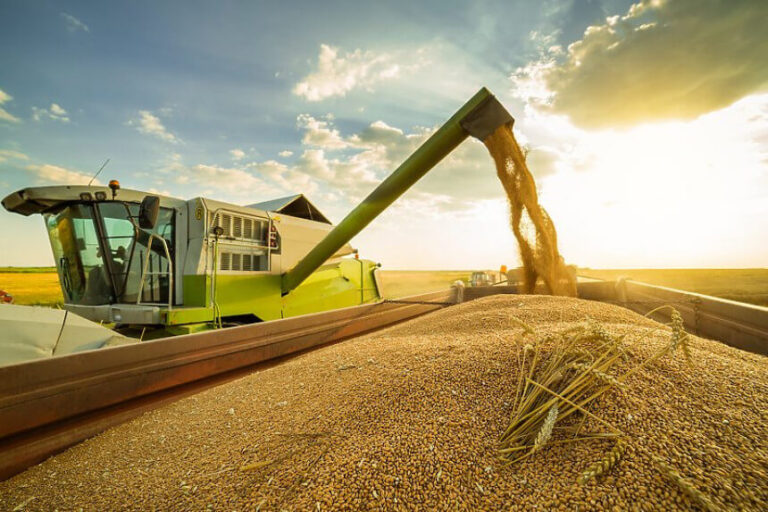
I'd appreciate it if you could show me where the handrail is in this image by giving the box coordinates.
[205,207,275,323]
[136,233,173,311]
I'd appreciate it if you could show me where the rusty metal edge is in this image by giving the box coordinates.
[0,289,454,393]
[618,282,768,355]
[464,281,767,355]
[579,278,768,355]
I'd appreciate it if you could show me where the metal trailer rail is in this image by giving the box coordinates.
[2,281,767,481]
[463,280,768,355]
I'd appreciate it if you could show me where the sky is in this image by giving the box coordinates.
[1,0,767,269]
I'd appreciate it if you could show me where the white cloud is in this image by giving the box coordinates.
[135,110,595,268]
[0,149,29,163]
[249,159,321,196]
[140,93,768,269]
[50,103,67,116]
[270,113,510,205]
[0,89,20,123]
[297,114,349,149]
[167,115,420,205]
[158,152,186,181]
[525,146,563,178]
[26,164,100,185]
[513,0,768,128]
[132,110,179,143]
[229,148,245,161]
[295,149,334,180]
[176,164,282,199]
[293,44,408,101]
[289,112,532,206]
[278,150,293,157]
[60,13,89,33]
[151,110,540,218]
[493,92,768,267]
[32,103,70,123]
[146,187,171,196]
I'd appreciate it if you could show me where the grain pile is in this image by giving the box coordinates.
[2,295,767,511]
[484,124,576,296]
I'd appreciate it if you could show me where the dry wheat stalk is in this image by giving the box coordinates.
[643,306,690,360]
[568,363,625,390]
[578,439,627,484]
[669,310,688,351]
[670,309,693,365]
[533,404,558,452]
[510,316,535,335]
[500,309,690,482]
[566,348,594,363]
[654,458,722,512]
[588,319,613,343]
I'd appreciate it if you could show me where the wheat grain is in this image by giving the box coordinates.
[589,319,613,343]
[484,125,576,296]
[3,296,766,511]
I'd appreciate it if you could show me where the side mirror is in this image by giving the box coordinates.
[138,195,160,230]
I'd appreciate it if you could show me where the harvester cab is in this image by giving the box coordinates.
[2,186,371,335]
[2,87,514,336]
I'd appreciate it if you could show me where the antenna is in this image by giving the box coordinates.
[88,158,110,186]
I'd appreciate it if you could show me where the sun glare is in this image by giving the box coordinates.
[353,96,768,271]
[537,96,768,268]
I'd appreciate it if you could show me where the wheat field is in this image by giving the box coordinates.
[1,267,766,307]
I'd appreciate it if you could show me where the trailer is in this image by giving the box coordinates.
[2,87,766,483]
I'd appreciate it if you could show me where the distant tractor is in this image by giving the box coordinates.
[470,271,496,287]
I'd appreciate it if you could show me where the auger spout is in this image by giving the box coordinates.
[281,87,514,295]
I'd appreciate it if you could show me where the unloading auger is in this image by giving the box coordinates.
[282,87,513,294]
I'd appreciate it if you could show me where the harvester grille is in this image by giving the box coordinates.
[243,219,253,239]
[233,217,242,238]
[220,252,231,271]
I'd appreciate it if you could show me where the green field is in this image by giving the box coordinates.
[1,267,766,308]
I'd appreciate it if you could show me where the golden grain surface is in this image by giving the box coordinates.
[1,295,766,511]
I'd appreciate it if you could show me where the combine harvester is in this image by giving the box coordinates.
[1,186,382,338]
[1,88,766,480]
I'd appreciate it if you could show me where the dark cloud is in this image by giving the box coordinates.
[532,0,768,128]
